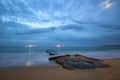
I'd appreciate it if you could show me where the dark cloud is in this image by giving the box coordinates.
[16,27,56,35]
[0,21,27,29]
[71,19,120,33]
[59,24,83,31]
[72,19,120,28]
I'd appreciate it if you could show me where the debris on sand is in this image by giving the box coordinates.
[46,49,57,55]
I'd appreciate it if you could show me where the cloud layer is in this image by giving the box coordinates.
[0,0,120,46]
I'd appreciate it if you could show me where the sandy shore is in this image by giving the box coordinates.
[0,59,120,80]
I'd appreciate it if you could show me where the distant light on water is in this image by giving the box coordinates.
[56,44,63,48]
[26,44,35,48]
[25,44,35,54]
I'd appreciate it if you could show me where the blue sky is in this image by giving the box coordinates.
[0,0,120,47]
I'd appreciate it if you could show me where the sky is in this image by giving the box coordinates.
[0,0,120,47]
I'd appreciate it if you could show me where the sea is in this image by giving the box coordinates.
[0,46,120,68]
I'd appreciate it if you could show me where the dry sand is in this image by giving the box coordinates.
[0,59,120,80]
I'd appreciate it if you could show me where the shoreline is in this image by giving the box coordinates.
[0,58,120,80]
[0,49,120,68]
[0,57,119,69]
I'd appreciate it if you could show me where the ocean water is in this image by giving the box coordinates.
[0,46,120,68]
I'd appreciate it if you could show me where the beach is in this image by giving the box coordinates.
[0,58,120,80]
[1,0,120,79]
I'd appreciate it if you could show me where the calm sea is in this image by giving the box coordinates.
[0,46,120,68]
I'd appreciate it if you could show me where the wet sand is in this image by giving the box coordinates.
[0,59,120,80]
